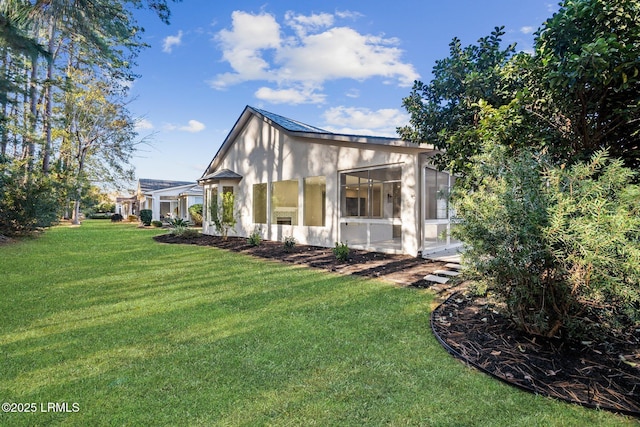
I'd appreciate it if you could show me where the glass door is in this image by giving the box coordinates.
[423,167,458,254]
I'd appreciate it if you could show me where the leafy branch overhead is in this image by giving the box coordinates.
[400,0,640,178]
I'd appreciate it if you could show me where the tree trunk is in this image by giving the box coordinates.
[42,22,57,175]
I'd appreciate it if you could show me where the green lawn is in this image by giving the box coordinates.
[0,221,636,426]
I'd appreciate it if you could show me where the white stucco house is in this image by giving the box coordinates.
[198,106,460,257]
[137,179,204,222]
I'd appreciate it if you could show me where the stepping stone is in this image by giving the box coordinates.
[424,275,449,284]
[434,270,460,277]
[444,263,462,270]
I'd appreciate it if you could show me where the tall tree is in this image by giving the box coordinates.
[534,0,640,169]
[397,27,517,176]
[60,70,136,224]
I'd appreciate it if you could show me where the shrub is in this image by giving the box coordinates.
[140,209,152,226]
[128,215,138,222]
[283,236,296,252]
[247,226,263,246]
[111,213,123,222]
[168,217,190,228]
[151,220,163,227]
[188,204,203,226]
[169,224,200,238]
[208,192,237,240]
[333,242,350,262]
[453,145,640,341]
[88,213,111,219]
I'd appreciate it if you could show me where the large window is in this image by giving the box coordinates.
[304,176,326,226]
[340,167,401,219]
[425,168,454,220]
[253,183,267,224]
[271,180,298,225]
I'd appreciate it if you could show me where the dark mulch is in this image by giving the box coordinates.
[432,293,640,417]
[153,232,640,418]
[153,233,447,286]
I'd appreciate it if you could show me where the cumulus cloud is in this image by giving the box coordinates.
[209,10,419,103]
[255,86,326,104]
[134,118,154,131]
[163,30,183,53]
[164,120,206,133]
[322,106,408,137]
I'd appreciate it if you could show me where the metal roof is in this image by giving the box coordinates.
[251,107,331,134]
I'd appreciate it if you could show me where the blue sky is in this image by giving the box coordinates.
[128,0,559,185]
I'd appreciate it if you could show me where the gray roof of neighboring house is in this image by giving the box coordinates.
[179,185,204,196]
[139,179,195,192]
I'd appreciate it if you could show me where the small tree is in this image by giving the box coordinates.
[209,191,237,240]
[188,203,203,226]
[140,209,152,226]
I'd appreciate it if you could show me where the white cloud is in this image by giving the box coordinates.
[284,11,334,37]
[163,30,183,53]
[322,106,408,137]
[255,86,326,104]
[134,118,154,131]
[180,120,206,133]
[520,26,534,34]
[210,10,419,104]
[164,120,206,133]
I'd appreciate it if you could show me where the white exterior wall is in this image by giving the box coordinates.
[202,115,425,256]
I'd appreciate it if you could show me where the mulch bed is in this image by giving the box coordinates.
[154,232,639,418]
[153,233,448,286]
[432,293,640,417]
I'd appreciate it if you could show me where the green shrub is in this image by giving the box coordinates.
[168,217,190,228]
[151,220,163,227]
[208,192,237,240]
[453,145,640,341]
[170,225,200,238]
[283,236,296,252]
[0,157,59,236]
[188,204,203,226]
[140,209,152,226]
[128,215,138,222]
[110,213,123,222]
[333,242,350,262]
[88,213,112,219]
[247,226,263,246]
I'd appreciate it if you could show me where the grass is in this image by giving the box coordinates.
[0,221,636,426]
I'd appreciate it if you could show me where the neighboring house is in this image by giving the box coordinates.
[137,179,203,222]
[198,106,461,257]
[115,195,137,217]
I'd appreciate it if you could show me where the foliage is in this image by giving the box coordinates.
[401,0,640,179]
[169,225,199,238]
[127,214,138,222]
[188,203,203,226]
[533,0,640,170]
[333,241,350,262]
[398,26,517,176]
[453,145,640,340]
[247,226,263,246]
[0,0,178,235]
[168,217,189,228]
[544,151,640,336]
[151,220,163,227]
[283,235,296,252]
[110,213,123,222]
[140,209,152,226]
[0,157,59,236]
[209,191,237,240]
